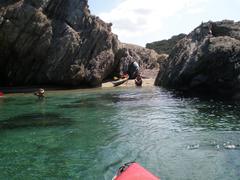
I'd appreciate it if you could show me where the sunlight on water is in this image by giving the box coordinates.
[0,87,240,179]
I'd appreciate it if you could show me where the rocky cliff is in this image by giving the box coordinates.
[0,0,159,87]
[155,20,240,98]
[146,33,186,54]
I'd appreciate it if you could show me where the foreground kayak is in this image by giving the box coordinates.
[113,162,159,180]
[0,91,3,97]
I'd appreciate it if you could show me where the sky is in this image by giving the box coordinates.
[88,0,239,46]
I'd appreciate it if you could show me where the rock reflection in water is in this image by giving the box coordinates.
[182,100,240,131]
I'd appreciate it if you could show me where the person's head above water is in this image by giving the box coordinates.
[38,88,44,93]
[38,88,44,94]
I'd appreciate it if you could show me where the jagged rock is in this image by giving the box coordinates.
[0,0,159,87]
[155,20,240,98]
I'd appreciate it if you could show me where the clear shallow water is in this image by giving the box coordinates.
[0,87,240,179]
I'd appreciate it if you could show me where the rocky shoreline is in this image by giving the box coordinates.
[0,67,159,93]
[1,1,240,99]
[0,0,163,88]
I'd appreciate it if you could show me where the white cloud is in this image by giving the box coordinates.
[99,0,208,46]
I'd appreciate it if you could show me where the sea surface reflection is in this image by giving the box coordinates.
[0,87,240,179]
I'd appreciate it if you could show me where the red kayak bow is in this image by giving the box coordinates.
[113,162,159,180]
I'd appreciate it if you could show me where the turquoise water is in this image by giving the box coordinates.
[0,87,240,179]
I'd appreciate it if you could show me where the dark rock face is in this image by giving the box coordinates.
[155,20,240,98]
[0,0,158,87]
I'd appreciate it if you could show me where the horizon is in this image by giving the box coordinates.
[89,0,239,46]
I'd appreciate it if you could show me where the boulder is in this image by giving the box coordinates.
[114,43,162,78]
[155,20,240,98]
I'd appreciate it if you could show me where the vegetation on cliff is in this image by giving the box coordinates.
[146,34,186,54]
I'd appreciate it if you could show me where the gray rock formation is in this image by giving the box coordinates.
[0,0,159,87]
[115,43,162,78]
[155,20,240,98]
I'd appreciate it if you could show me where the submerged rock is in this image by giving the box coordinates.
[0,0,159,87]
[0,113,72,129]
[155,20,240,98]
